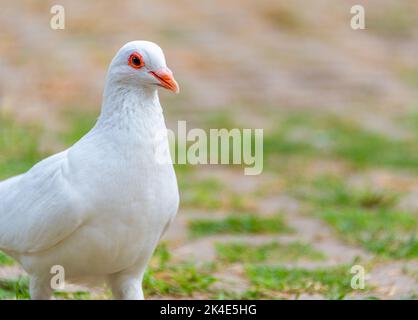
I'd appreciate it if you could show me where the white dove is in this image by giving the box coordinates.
[0,41,180,300]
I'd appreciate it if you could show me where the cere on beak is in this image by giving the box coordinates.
[149,68,179,93]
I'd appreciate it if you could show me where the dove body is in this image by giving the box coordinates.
[0,41,179,299]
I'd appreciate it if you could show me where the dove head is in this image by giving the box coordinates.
[106,41,179,94]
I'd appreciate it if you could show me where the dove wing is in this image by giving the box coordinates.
[0,150,85,254]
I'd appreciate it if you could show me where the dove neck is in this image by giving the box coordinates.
[96,81,163,132]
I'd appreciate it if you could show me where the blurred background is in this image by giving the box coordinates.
[0,0,417,299]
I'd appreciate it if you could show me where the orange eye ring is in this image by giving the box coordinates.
[128,52,144,69]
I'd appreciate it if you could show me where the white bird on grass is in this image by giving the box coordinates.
[0,41,180,300]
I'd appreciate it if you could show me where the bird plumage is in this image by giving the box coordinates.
[0,41,179,299]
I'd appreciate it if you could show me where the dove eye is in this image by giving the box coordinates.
[128,53,144,69]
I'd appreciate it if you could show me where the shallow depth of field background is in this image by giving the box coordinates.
[1,0,418,299]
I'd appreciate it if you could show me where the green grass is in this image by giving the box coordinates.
[264,113,418,171]
[180,177,252,211]
[0,110,98,181]
[202,111,237,130]
[143,244,216,297]
[0,251,15,266]
[320,208,418,258]
[0,277,30,299]
[180,178,225,210]
[60,111,97,145]
[144,263,216,297]
[0,276,91,300]
[0,114,44,179]
[53,291,91,300]
[303,176,398,209]
[189,214,292,237]
[300,176,418,259]
[245,265,356,299]
[215,241,325,263]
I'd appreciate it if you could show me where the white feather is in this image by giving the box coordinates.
[0,41,179,299]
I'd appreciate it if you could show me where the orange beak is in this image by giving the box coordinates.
[149,68,179,93]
